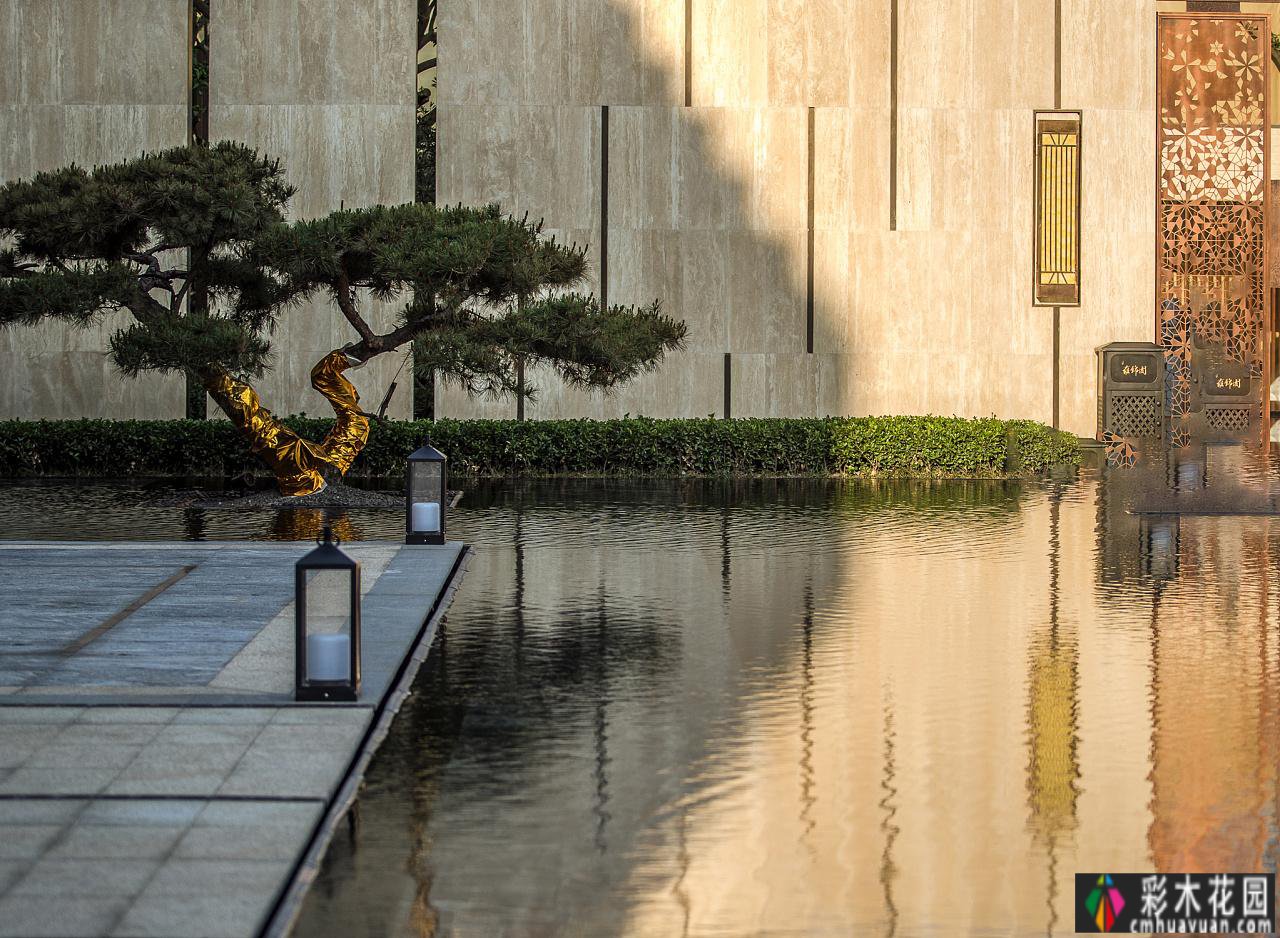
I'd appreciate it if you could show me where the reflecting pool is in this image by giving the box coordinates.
[3,466,1278,936]
[285,467,1280,937]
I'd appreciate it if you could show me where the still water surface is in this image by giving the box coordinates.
[2,465,1278,936]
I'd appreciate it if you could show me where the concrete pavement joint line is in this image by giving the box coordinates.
[0,794,326,803]
[60,565,199,657]
[0,543,232,550]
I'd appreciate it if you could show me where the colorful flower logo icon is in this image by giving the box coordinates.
[1086,874,1126,931]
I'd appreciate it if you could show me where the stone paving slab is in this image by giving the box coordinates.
[0,797,322,938]
[0,540,468,937]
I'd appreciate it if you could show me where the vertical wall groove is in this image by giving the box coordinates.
[684,0,693,107]
[889,0,898,232]
[1053,308,1061,428]
[190,3,209,146]
[723,353,732,418]
[415,0,438,419]
[1053,0,1061,110]
[806,107,815,354]
[516,357,526,421]
[187,0,210,419]
[601,105,609,313]
[1052,0,1062,429]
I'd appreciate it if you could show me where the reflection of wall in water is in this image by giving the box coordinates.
[1146,516,1280,873]
[1025,488,1080,935]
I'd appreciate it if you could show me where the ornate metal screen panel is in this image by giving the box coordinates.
[1157,14,1270,448]
[1034,112,1082,306]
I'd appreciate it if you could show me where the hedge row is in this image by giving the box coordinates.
[0,415,1079,479]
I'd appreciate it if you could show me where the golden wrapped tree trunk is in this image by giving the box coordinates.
[203,349,372,496]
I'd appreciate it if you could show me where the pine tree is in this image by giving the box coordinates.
[0,143,686,494]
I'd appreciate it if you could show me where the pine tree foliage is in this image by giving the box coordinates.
[0,142,295,377]
[0,143,686,405]
[253,202,686,400]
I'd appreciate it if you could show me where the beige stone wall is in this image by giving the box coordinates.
[435,0,1186,436]
[1058,0,1158,440]
[209,0,416,420]
[0,0,188,419]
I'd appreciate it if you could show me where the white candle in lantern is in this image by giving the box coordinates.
[307,634,351,682]
[411,501,441,532]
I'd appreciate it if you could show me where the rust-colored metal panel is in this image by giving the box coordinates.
[1157,13,1271,448]
[1271,179,1280,289]
[1033,111,1082,307]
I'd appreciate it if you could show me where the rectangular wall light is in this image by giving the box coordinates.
[1033,111,1082,307]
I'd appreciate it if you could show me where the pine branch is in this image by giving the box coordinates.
[334,269,378,347]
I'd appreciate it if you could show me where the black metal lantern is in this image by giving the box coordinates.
[295,523,360,701]
[406,441,447,545]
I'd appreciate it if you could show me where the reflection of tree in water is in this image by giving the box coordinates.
[340,500,681,931]
[404,603,680,799]
[182,506,207,540]
[798,577,816,845]
[592,574,613,856]
[267,508,362,542]
[879,692,900,938]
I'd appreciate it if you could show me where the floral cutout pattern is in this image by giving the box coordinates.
[1102,431,1138,469]
[1157,15,1269,446]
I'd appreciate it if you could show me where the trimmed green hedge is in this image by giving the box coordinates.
[0,416,1078,480]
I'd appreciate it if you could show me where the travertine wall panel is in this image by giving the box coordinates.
[435,1,527,107]
[727,232,806,354]
[522,349,724,419]
[210,0,415,420]
[814,107,892,234]
[692,0,769,107]
[847,0,893,106]
[733,353,817,417]
[214,1,408,107]
[766,0,852,107]
[609,107,678,229]
[1063,0,1157,112]
[601,0,685,105]
[899,0,974,110]
[0,0,188,419]
[439,0,684,108]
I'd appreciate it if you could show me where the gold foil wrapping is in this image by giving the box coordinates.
[203,349,371,497]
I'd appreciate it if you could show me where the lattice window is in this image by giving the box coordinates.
[1205,406,1252,432]
[1109,394,1161,438]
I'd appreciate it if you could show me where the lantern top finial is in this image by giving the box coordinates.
[299,520,356,569]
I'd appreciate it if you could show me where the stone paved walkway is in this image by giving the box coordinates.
[0,541,467,938]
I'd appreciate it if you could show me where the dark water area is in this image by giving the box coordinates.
[3,460,1280,935]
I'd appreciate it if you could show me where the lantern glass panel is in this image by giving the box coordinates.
[409,461,443,532]
[303,569,354,682]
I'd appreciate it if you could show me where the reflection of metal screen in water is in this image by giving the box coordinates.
[1033,112,1081,306]
[1156,14,1270,448]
